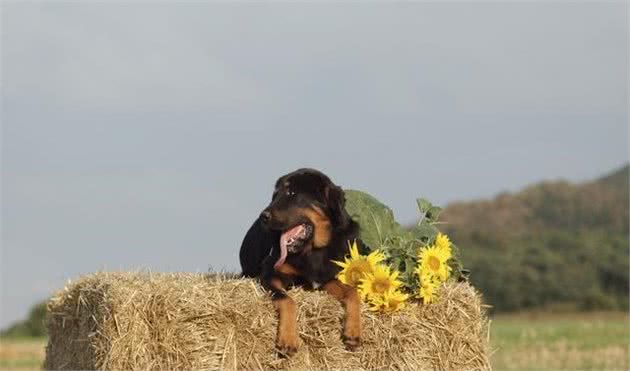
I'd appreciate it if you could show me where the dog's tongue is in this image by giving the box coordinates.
[274,224,306,270]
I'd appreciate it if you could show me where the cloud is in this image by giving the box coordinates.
[3,3,273,113]
[3,2,626,117]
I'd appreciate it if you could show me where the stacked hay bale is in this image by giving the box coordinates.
[44,272,490,370]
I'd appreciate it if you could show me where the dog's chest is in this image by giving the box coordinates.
[289,250,339,287]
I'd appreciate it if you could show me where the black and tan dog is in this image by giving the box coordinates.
[239,168,362,355]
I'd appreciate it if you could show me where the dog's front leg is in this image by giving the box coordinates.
[264,277,299,356]
[323,279,361,350]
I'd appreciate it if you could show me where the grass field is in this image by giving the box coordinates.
[0,337,46,370]
[490,312,630,370]
[0,312,628,370]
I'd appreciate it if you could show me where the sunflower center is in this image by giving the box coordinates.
[428,256,440,271]
[346,260,371,286]
[372,279,390,294]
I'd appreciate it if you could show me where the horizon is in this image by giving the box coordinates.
[2,163,627,330]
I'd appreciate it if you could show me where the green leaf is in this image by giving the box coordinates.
[344,189,404,250]
[416,198,433,215]
[412,223,439,244]
[426,206,442,223]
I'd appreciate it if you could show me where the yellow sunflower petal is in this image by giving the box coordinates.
[383,290,408,312]
[434,233,450,249]
[419,280,438,304]
[417,244,451,282]
[367,250,386,266]
[348,240,360,260]
[358,264,403,299]
[335,241,388,288]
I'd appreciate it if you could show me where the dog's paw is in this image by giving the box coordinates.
[276,332,299,357]
[342,334,361,351]
[343,319,361,351]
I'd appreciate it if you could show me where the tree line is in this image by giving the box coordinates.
[441,165,629,312]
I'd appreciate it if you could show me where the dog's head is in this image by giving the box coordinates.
[260,168,351,263]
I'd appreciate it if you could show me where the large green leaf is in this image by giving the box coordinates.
[344,189,403,250]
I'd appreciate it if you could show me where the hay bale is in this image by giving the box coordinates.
[44,272,490,370]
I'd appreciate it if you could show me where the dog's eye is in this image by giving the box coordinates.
[286,189,295,197]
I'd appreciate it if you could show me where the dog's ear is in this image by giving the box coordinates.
[325,183,351,229]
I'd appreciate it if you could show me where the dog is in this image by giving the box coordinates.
[239,168,362,355]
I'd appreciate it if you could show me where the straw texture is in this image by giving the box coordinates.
[44,272,490,370]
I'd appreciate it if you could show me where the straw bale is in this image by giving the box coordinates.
[44,272,490,370]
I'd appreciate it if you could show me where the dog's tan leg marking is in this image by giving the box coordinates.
[271,278,298,356]
[323,279,361,350]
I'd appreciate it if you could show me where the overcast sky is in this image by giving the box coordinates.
[1,1,627,328]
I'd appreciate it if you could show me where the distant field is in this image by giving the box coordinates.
[490,312,630,370]
[0,338,46,370]
[0,312,628,370]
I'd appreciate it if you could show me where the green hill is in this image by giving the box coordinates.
[440,165,629,312]
[599,164,629,188]
[0,301,47,338]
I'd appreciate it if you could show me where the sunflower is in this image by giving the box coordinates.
[333,240,385,287]
[417,243,452,282]
[434,233,453,258]
[418,276,439,304]
[358,264,403,300]
[368,289,409,312]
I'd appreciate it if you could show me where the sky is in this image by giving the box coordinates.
[1,1,627,328]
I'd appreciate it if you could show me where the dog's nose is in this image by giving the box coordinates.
[260,210,272,224]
